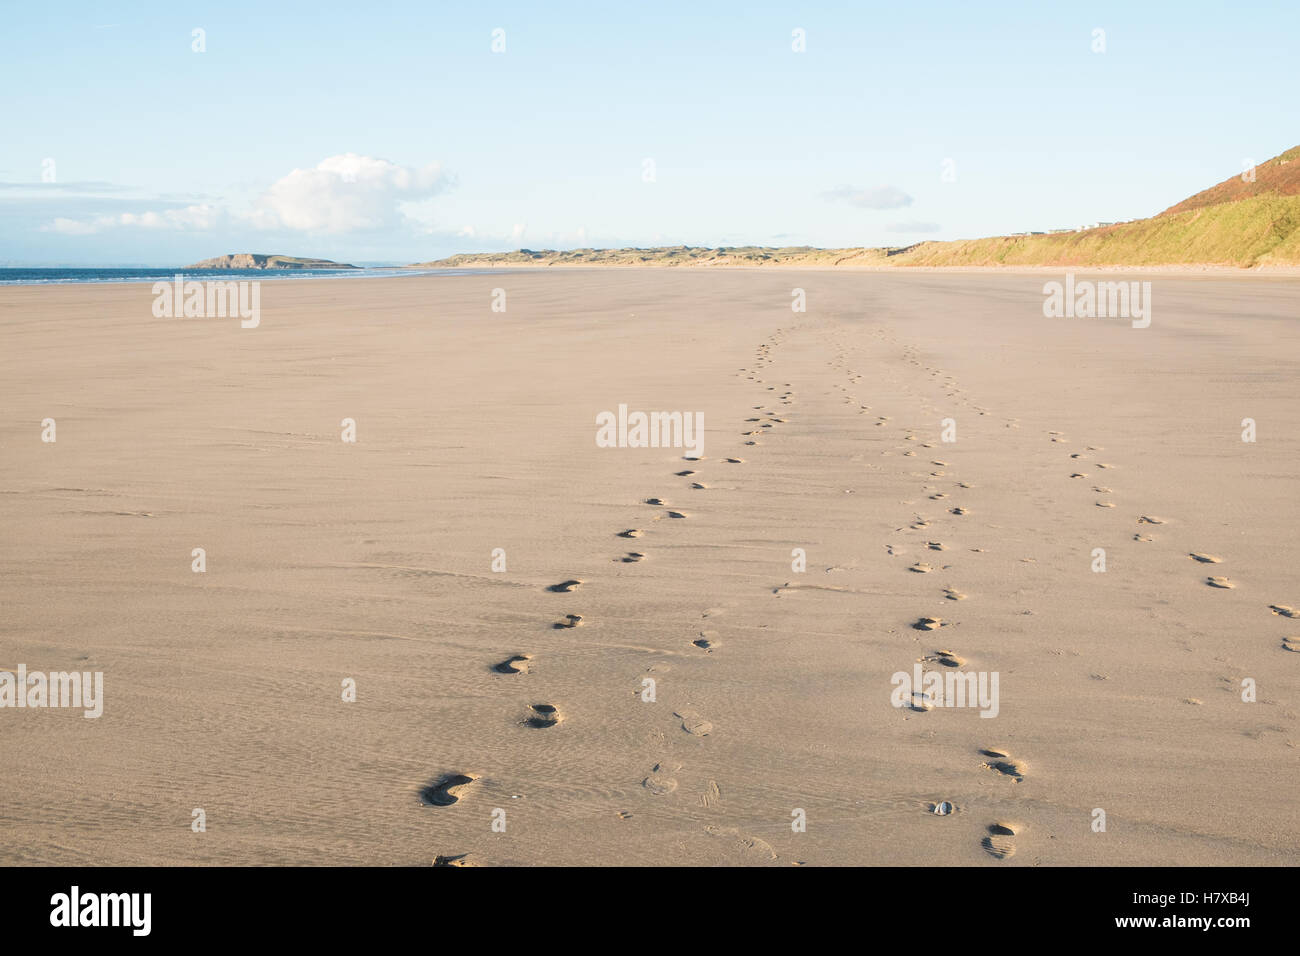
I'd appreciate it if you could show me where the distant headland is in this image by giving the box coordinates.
[183,254,359,270]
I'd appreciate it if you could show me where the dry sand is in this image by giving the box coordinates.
[1,269,1297,866]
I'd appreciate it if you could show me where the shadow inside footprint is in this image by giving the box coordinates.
[420,773,477,807]
[492,654,532,675]
[980,749,1026,781]
[546,579,582,593]
[523,703,561,729]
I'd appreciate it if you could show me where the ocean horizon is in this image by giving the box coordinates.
[0,266,490,286]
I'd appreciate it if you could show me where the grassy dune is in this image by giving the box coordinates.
[893,194,1300,268]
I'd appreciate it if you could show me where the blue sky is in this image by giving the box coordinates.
[2,0,1296,265]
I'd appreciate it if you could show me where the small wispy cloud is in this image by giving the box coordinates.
[821,185,913,210]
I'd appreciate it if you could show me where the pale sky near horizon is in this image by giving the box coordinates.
[2,0,1296,265]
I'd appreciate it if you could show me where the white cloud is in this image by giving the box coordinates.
[46,203,222,234]
[822,185,913,210]
[250,154,449,233]
[41,155,449,236]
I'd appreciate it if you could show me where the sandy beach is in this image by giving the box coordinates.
[1,268,1297,866]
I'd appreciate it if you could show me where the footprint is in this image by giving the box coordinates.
[619,552,646,563]
[981,822,1020,860]
[1137,515,1165,525]
[1269,605,1299,619]
[554,614,583,629]
[666,510,687,519]
[979,749,1026,782]
[943,588,967,601]
[693,632,718,651]
[547,579,583,593]
[523,703,562,729]
[921,649,966,667]
[431,853,477,867]
[913,616,945,631]
[930,801,956,815]
[492,654,532,675]
[674,708,713,736]
[909,562,934,573]
[675,470,696,477]
[645,498,667,506]
[420,773,478,807]
[618,529,644,538]
[1282,637,1299,653]
[949,507,970,516]
[1206,577,1235,589]
[928,542,947,551]
[1096,501,1115,508]
[1189,553,1222,564]
[642,762,679,795]
[703,825,778,862]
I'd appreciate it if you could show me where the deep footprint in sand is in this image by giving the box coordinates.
[619,552,646,563]
[914,616,945,631]
[674,708,713,736]
[980,749,1026,782]
[982,822,1020,860]
[693,632,719,651]
[1281,637,1299,653]
[523,703,562,729]
[554,614,583,629]
[547,579,583,593]
[492,654,533,675]
[420,773,479,807]
[1269,605,1299,619]
[642,762,680,795]
[618,529,644,539]
[921,649,966,667]
[1206,577,1235,589]
[1189,552,1222,564]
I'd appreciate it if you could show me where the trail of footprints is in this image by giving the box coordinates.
[831,327,1031,859]
[429,333,796,860]
[1052,428,1291,631]
[430,324,1295,865]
